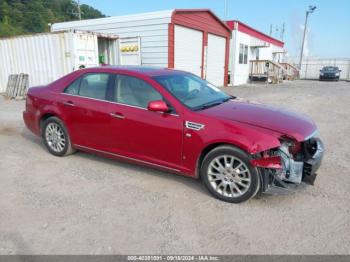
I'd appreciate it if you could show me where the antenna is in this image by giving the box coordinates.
[269,24,273,36]
[224,0,228,20]
[281,23,285,40]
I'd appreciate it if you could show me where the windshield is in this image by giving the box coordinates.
[152,73,231,110]
[322,66,338,71]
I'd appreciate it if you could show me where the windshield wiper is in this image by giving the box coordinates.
[194,97,232,111]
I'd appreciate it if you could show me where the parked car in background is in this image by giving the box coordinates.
[23,66,324,203]
[319,66,341,81]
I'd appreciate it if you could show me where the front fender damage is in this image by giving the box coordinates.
[251,156,282,169]
[250,137,324,195]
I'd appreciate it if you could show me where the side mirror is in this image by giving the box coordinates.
[147,100,169,113]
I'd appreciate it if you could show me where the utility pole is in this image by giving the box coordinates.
[224,0,228,20]
[299,5,316,69]
[77,0,82,20]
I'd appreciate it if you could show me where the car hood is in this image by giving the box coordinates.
[200,99,317,142]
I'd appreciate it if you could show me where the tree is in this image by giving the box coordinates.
[0,0,106,37]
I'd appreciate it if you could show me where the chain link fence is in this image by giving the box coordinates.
[286,58,350,80]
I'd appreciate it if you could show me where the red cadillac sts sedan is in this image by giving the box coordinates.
[23,66,324,203]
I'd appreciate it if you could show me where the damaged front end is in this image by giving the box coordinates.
[251,133,324,194]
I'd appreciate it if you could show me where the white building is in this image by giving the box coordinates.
[52,9,231,87]
[226,20,285,86]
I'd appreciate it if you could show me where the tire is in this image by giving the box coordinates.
[200,145,260,203]
[42,116,75,156]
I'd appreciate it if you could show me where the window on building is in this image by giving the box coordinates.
[244,45,248,64]
[239,44,244,64]
[239,44,249,64]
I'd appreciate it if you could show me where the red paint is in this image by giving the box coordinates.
[23,67,318,178]
[199,99,317,142]
[172,10,231,37]
[251,156,282,169]
[226,20,285,48]
[147,100,169,113]
[168,9,231,86]
[168,23,174,69]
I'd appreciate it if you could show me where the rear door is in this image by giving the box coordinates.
[206,33,226,86]
[59,73,123,151]
[174,25,203,77]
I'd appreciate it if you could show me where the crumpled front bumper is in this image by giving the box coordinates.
[252,138,324,194]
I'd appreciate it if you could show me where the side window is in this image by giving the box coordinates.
[79,73,110,100]
[64,78,81,95]
[113,75,162,108]
[239,44,244,64]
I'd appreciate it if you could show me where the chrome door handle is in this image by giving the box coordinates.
[110,112,125,119]
[63,101,75,107]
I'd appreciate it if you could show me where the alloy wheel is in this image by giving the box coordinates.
[207,155,251,198]
[45,122,66,153]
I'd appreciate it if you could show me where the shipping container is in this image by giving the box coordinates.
[0,30,118,92]
[51,9,231,86]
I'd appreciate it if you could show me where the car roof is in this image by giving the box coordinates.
[81,66,188,77]
[322,66,339,69]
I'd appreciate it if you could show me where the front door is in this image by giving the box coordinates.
[108,74,183,169]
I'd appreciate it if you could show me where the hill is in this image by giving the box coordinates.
[0,0,105,37]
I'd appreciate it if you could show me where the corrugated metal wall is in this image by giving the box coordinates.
[0,32,72,92]
[51,10,173,67]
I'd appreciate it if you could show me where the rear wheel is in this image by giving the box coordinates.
[200,145,260,203]
[42,117,75,156]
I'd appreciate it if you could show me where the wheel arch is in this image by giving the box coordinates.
[39,112,58,134]
[195,141,250,178]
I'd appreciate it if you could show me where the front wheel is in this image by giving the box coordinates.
[200,145,260,203]
[42,116,75,156]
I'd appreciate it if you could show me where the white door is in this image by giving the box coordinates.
[174,25,203,76]
[206,33,226,86]
[119,36,141,65]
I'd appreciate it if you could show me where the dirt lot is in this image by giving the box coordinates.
[0,80,349,255]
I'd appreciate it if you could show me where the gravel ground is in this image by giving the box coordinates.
[0,80,349,255]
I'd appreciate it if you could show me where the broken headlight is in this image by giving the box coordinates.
[274,137,304,184]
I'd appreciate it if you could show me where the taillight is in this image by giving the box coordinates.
[25,94,33,111]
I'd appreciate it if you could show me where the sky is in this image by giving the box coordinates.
[82,0,350,58]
